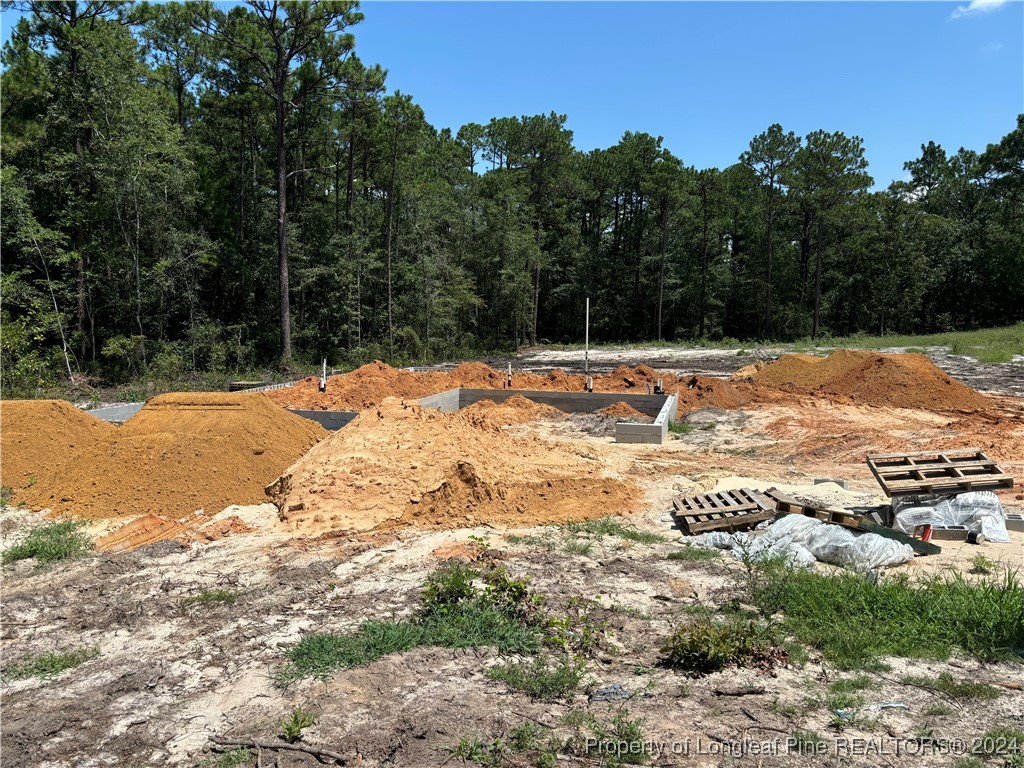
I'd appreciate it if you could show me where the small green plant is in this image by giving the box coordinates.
[975,726,1024,761]
[562,539,594,556]
[969,554,997,575]
[660,618,774,675]
[2,519,92,565]
[0,486,13,506]
[209,748,253,768]
[571,709,649,765]
[181,589,238,610]
[280,707,316,743]
[902,671,1001,700]
[668,421,695,436]
[3,646,99,680]
[789,730,826,754]
[544,596,608,656]
[924,703,955,717]
[485,653,586,702]
[421,561,479,616]
[562,516,664,545]
[666,546,720,562]
[829,675,873,694]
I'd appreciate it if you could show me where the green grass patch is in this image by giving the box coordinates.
[278,563,543,685]
[181,589,238,610]
[666,546,721,562]
[3,646,99,680]
[791,322,1024,364]
[751,565,1024,670]
[563,516,665,545]
[902,671,1002,701]
[2,520,92,565]
[829,675,873,693]
[486,653,587,702]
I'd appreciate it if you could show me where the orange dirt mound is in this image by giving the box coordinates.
[20,392,325,520]
[598,402,651,421]
[0,400,116,492]
[748,350,990,412]
[677,376,750,413]
[462,394,565,425]
[268,398,638,534]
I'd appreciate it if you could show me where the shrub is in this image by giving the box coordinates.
[660,618,772,675]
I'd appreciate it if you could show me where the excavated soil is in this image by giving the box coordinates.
[747,349,991,412]
[266,360,745,418]
[461,394,566,425]
[0,400,115,491]
[268,398,639,535]
[19,393,325,520]
[598,401,652,421]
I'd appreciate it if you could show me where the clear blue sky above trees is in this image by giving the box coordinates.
[2,0,1021,187]
[350,0,1023,189]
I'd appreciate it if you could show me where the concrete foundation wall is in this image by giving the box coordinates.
[456,388,668,417]
[613,392,677,445]
[418,388,462,413]
[88,403,144,423]
[288,409,358,431]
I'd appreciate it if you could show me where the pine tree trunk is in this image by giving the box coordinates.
[275,89,292,364]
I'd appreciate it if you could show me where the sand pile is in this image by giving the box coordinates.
[20,392,325,520]
[748,350,990,411]
[462,394,566,425]
[268,361,450,411]
[268,398,638,534]
[598,402,651,421]
[0,400,116,492]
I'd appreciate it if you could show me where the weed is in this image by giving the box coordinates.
[507,721,542,752]
[208,748,252,768]
[668,421,695,436]
[748,563,1024,669]
[573,709,648,765]
[446,737,502,764]
[789,730,827,754]
[280,707,316,743]
[924,703,955,717]
[2,520,91,565]
[486,653,586,701]
[666,546,720,562]
[829,675,873,693]
[279,564,543,684]
[0,486,12,506]
[563,516,665,545]
[660,618,776,675]
[607,603,651,620]
[181,589,238,610]
[562,539,594,556]
[3,646,99,680]
[902,671,1001,700]
[970,554,997,575]
[953,758,985,768]
[545,597,608,656]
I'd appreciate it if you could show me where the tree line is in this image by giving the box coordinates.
[2,0,1022,390]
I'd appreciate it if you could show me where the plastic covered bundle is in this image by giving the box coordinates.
[892,491,1009,543]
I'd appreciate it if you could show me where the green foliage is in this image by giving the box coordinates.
[748,564,1024,669]
[181,589,238,610]
[563,517,665,545]
[0,487,13,506]
[207,749,252,768]
[278,563,544,684]
[485,654,586,701]
[2,520,91,565]
[789,730,826,755]
[901,671,1001,701]
[3,646,99,680]
[970,554,998,575]
[280,707,317,743]
[660,618,773,675]
[666,546,721,562]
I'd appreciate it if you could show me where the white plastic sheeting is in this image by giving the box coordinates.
[690,514,914,572]
[892,491,1009,543]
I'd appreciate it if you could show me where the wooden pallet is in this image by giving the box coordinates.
[670,488,777,534]
[866,449,1013,497]
[764,488,941,556]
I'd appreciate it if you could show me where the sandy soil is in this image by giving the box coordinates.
[3,382,1023,766]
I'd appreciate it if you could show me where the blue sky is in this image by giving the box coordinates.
[3,1,1022,187]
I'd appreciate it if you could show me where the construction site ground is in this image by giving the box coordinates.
[1,348,1023,767]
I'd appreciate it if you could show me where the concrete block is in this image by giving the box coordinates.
[814,478,850,490]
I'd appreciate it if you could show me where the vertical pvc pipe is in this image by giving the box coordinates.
[585,297,590,376]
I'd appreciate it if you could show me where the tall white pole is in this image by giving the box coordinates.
[585,297,590,376]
